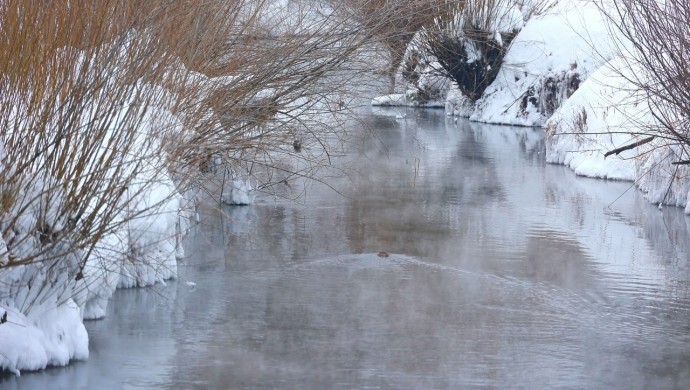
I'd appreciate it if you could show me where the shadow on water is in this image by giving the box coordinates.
[5,109,690,389]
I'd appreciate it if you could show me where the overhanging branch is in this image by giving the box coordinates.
[604,136,655,158]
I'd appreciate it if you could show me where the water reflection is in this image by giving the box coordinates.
[5,109,690,389]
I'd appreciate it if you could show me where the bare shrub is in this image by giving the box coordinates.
[162,0,377,202]
[601,0,690,158]
[419,0,523,101]
[0,0,181,271]
[342,0,450,93]
[0,0,375,318]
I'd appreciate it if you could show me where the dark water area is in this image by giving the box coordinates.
[5,109,690,389]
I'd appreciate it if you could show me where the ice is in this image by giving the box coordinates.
[371,94,407,107]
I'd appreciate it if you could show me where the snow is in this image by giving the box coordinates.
[115,168,183,289]
[471,1,613,126]
[372,1,613,126]
[504,0,690,211]
[372,93,407,107]
[637,145,690,212]
[545,54,690,210]
[1,298,88,375]
[189,160,257,206]
[222,179,256,205]
[4,0,690,378]
[544,56,645,180]
[445,86,474,117]
[76,97,189,314]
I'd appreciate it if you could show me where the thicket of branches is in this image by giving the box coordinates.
[0,0,576,279]
[419,0,522,100]
[342,0,449,93]
[0,0,378,284]
[0,0,184,271]
[173,0,375,200]
[602,0,690,161]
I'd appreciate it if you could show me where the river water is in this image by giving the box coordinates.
[5,109,690,389]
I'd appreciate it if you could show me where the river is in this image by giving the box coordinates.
[4,108,690,389]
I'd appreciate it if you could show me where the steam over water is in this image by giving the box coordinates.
[5,109,690,389]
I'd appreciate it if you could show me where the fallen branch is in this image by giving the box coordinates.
[604,136,655,158]
[672,160,690,165]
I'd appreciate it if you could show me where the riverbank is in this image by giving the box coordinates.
[372,0,690,212]
[5,112,690,389]
[4,0,689,378]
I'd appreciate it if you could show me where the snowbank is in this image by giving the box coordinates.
[637,144,690,212]
[0,84,189,374]
[544,57,641,180]
[115,171,183,290]
[545,56,690,210]
[80,99,188,318]
[372,1,610,124]
[0,300,88,376]
[445,86,475,118]
[371,27,452,109]
[370,0,690,212]
[471,1,613,125]
[0,244,90,375]
[493,1,690,211]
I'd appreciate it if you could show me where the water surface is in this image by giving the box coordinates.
[5,109,690,389]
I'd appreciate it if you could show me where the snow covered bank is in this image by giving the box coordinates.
[471,1,612,126]
[370,1,690,211]
[544,57,642,181]
[370,30,450,109]
[0,300,88,376]
[0,89,189,375]
[84,171,186,318]
[79,98,189,318]
[372,1,612,126]
[0,177,186,376]
[371,93,445,108]
[545,56,690,211]
[504,1,690,211]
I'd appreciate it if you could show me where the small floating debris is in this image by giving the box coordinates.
[377,251,389,258]
[185,281,197,288]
